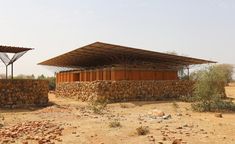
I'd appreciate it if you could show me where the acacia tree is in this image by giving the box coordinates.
[191,64,235,112]
[214,64,234,84]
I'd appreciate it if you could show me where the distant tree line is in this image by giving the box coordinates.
[37,75,56,91]
[0,74,56,90]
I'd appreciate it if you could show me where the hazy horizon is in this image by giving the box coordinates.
[0,0,235,76]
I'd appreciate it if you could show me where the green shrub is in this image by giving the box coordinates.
[190,64,233,85]
[38,75,56,90]
[192,99,235,112]
[179,95,194,102]
[191,65,235,112]
[214,64,234,84]
[88,99,108,114]
[14,74,56,90]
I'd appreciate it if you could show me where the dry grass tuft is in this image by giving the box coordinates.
[120,103,130,108]
[172,101,179,109]
[109,120,121,128]
[88,99,108,114]
[136,126,149,136]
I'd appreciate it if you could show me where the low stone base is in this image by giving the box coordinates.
[0,79,49,108]
[56,80,194,102]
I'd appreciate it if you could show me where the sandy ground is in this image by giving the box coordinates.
[1,85,235,144]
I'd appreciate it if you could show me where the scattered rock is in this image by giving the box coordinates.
[172,139,182,144]
[150,109,165,117]
[2,139,10,143]
[22,141,28,144]
[162,137,167,141]
[147,135,155,142]
[185,113,191,117]
[176,127,183,129]
[0,120,64,143]
[163,114,172,120]
[176,113,183,116]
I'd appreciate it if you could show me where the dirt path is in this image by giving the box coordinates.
[1,86,235,144]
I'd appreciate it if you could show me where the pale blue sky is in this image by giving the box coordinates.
[0,0,234,76]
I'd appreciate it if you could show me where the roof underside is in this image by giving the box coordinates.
[39,42,216,70]
[0,45,33,66]
[0,45,33,53]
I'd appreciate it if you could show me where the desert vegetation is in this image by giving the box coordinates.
[190,64,235,112]
[88,99,108,114]
[109,120,121,128]
[136,126,150,136]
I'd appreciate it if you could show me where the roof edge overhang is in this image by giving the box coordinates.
[38,42,216,68]
[0,45,34,53]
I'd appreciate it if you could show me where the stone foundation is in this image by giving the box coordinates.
[0,79,49,108]
[56,80,194,102]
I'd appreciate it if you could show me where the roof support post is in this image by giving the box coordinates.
[11,63,13,79]
[187,66,190,80]
[6,65,8,79]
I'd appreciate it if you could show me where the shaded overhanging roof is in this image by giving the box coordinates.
[39,42,216,69]
[0,45,33,53]
[0,45,33,66]
[0,45,33,79]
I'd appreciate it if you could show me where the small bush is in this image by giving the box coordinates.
[109,120,121,128]
[191,65,235,112]
[172,101,180,112]
[192,99,235,112]
[136,126,149,136]
[179,95,194,102]
[172,101,179,110]
[120,103,130,108]
[89,99,108,114]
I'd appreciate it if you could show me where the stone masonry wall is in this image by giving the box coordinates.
[0,79,49,108]
[56,80,194,102]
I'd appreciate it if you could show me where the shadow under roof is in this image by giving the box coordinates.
[39,42,216,69]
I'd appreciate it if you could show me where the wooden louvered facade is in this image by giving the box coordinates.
[56,67,178,83]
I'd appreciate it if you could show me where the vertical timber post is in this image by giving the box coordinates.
[187,66,190,80]
[11,63,13,79]
[6,65,8,79]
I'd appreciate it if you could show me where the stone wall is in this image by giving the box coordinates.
[56,80,194,102]
[0,79,49,108]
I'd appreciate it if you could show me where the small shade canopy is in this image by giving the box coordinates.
[0,45,33,79]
